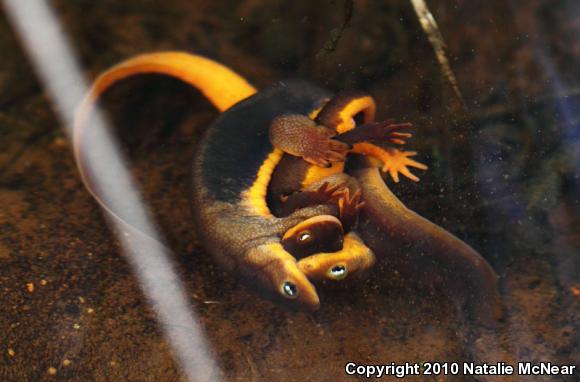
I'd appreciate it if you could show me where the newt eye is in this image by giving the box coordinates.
[281,215,343,259]
[281,281,298,298]
[298,230,313,244]
[328,264,348,280]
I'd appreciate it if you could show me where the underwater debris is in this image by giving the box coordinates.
[316,0,354,59]
[410,0,467,110]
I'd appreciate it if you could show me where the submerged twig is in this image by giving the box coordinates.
[410,0,467,110]
[316,0,354,59]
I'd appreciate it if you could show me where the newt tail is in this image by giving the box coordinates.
[351,157,503,326]
[73,51,257,218]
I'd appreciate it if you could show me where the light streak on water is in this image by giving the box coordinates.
[3,1,221,381]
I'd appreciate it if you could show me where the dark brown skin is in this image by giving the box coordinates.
[190,81,368,310]
[349,157,503,326]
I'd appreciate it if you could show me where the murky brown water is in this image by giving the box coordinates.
[1,1,578,381]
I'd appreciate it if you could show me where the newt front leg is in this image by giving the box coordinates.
[270,114,351,167]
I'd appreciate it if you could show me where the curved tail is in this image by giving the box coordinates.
[77,51,256,117]
[73,52,256,232]
[352,158,503,326]
[74,50,256,155]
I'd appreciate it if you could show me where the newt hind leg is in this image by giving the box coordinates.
[274,181,345,217]
[352,143,428,183]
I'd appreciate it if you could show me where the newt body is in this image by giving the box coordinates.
[191,79,398,304]
[74,52,501,322]
[191,80,348,308]
[76,53,375,309]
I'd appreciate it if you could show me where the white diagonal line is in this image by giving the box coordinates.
[3,1,221,381]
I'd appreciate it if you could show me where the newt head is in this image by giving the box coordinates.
[297,232,375,282]
[245,242,320,311]
[281,215,344,259]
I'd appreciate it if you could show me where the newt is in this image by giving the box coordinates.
[73,51,501,322]
[265,114,503,325]
[74,52,398,309]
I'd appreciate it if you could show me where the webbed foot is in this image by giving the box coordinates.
[300,129,351,168]
[276,181,347,217]
[310,180,346,202]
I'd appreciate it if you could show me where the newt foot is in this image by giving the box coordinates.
[351,142,428,183]
[270,114,351,168]
[276,181,347,217]
[337,188,364,231]
[309,181,347,203]
[302,132,351,168]
[336,119,413,146]
[381,149,428,183]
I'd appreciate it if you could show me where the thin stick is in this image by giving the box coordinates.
[410,0,467,111]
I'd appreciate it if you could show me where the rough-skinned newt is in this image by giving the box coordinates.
[190,79,358,309]
[74,52,378,309]
[74,51,501,322]
[269,151,502,324]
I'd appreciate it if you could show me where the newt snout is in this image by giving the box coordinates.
[297,232,376,281]
[245,242,320,310]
